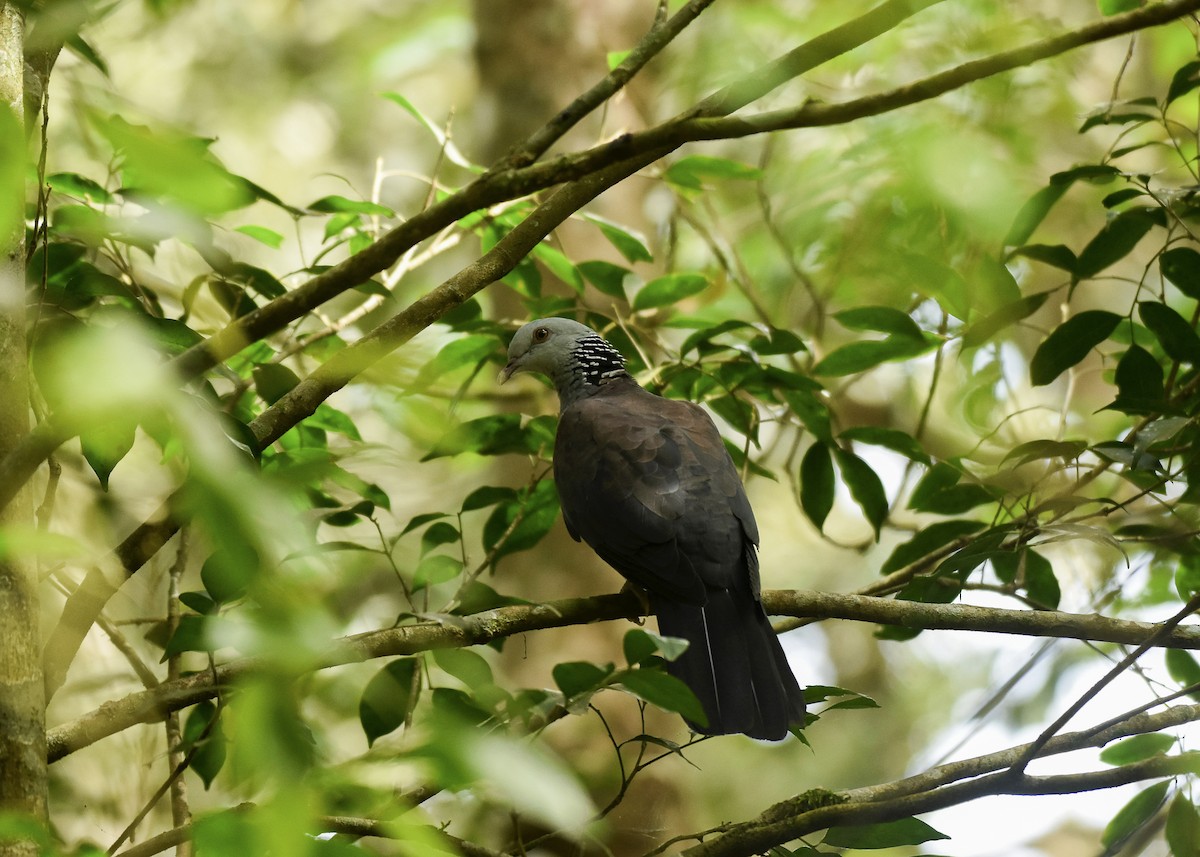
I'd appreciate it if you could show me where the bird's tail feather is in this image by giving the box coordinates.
[652,589,804,740]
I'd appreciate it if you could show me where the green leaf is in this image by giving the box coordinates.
[1098,0,1142,14]
[413,555,463,591]
[433,648,494,690]
[824,817,949,849]
[1139,301,1200,364]
[1166,648,1200,699]
[663,155,763,190]
[532,243,584,293]
[461,485,517,512]
[623,628,689,666]
[1167,60,1200,106]
[749,326,806,355]
[609,668,707,726]
[834,449,888,538]
[632,273,708,311]
[1005,183,1070,247]
[799,442,834,531]
[381,92,475,169]
[235,224,285,248]
[308,194,394,217]
[253,363,301,404]
[413,334,498,390]
[585,214,653,263]
[1030,310,1122,386]
[1161,247,1200,300]
[1075,208,1160,279]
[1101,781,1170,849]
[359,658,419,746]
[835,306,923,338]
[991,549,1061,609]
[1102,187,1146,208]
[200,545,259,604]
[423,414,539,459]
[812,336,936,376]
[81,419,137,491]
[782,388,832,443]
[1001,439,1088,468]
[961,292,1051,349]
[96,115,256,215]
[1099,733,1177,765]
[47,171,114,203]
[881,520,986,574]
[420,521,460,555]
[840,426,929,464]
[578,260,636,299]
[1166,792,1200,857]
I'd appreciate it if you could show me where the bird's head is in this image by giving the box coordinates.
[501,317,603,382]
[501,318,629,402]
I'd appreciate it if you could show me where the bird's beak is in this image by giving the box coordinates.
[498,358,520,384]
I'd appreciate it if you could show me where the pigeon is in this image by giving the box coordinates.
[502,317,804,739]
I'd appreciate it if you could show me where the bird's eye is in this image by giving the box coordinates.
[532,327,550,342]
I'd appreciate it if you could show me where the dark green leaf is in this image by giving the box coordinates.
[1167,60,1200,106]
[1161,247,1200,300]
[781,389,832,442]
[799,442,834,531]
[178,591,215,615]
[1166,648,1200,700]
[161,614,211,660]
[200,544,260,604]
[1075,208,1161,279]
[632,273,708,311]
[532,243,584,293]
[824,817,949,849]
[749,326,806,355]
[813,336,936,376]
[881,520,986,574]
[1030,310,1122,386]
[401,511,449,536]
[182,701,226,789]
[423,414,538,460]
[663,155,763,190]
[961,292,1052,349]
[1099,733,1177,766]
[66,34,109,77]
[482,479,560,562]
[1012,243,1078,271]
[586,214,653,263]
[1098,0,1141,14]
[1109,344,1165,413]
[834,449,888,539]
[1102,188,1146,208]
[1166,792,1200,857]
[610,668,707,726]
[253,363,301,404]
[307,195,395,217]
[461,485,517,512]
[908,462,995,515]
[553,661,612,699]
[995,548,1062,609]
[1139,301,1200,364]
[578,260,635,299]
[309,403,363,441]
[835,306,923,338]
[840,426,929,464]
[359,658,419,746]
[1101,781,1170,849]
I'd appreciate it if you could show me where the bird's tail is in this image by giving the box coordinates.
[652,588,805,740]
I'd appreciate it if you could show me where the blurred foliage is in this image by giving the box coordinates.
[4,0,1200,855]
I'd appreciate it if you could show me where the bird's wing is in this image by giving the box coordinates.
[554,381,758,603]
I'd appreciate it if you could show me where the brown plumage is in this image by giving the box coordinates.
[503,318,805,740]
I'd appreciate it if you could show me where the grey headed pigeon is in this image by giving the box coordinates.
[502,317,805,740]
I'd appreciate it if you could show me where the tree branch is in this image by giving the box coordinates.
[46,589,1200,763]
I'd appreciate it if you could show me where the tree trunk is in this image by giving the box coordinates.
[0,5,46,852]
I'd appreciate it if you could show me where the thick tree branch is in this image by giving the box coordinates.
[46,589,1200,763]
